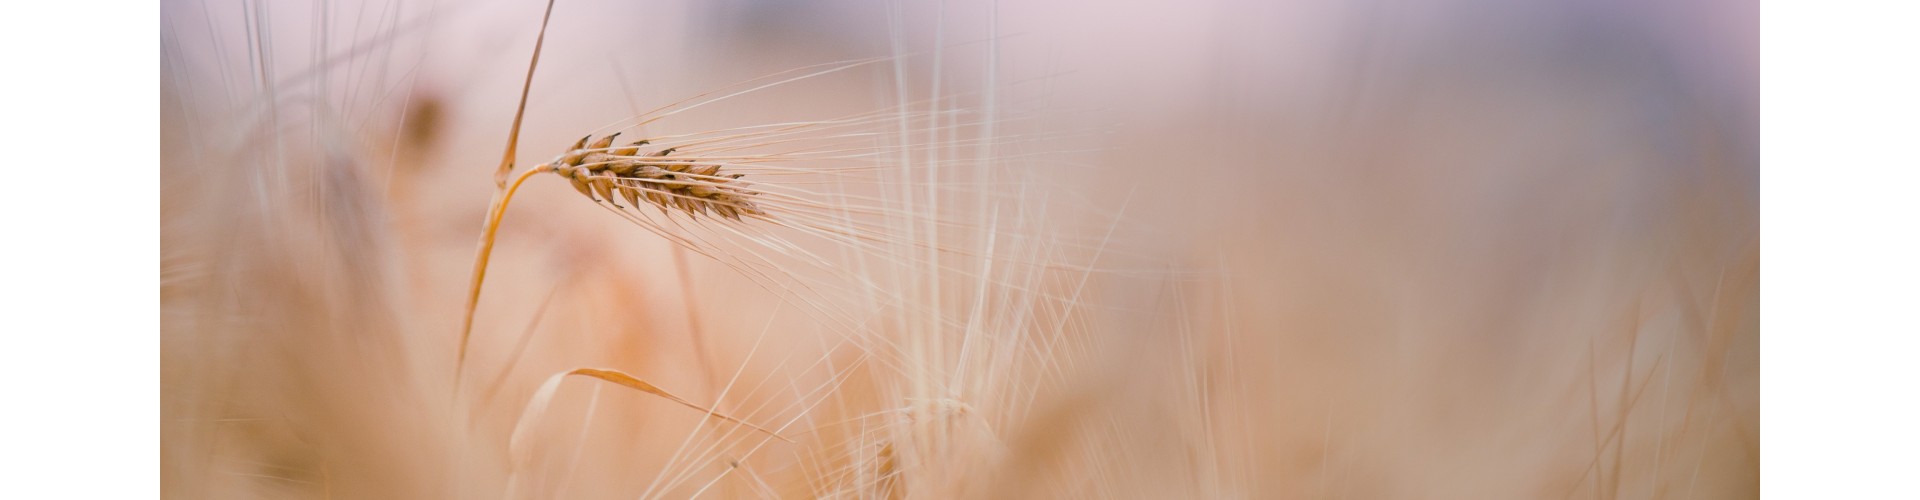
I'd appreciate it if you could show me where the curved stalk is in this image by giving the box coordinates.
[454,0,560,396]
[455,165,549,394]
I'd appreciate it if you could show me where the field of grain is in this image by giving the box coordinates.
[160,0,1756,497]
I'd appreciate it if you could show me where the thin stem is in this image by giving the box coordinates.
[456,0,559,397]
[455,165,550,395]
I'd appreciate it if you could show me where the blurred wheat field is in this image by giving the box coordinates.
[160,0,1756,498]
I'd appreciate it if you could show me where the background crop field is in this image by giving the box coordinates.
[159,0,1757,498]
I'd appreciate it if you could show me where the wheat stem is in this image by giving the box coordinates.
[455,164,551,395]
[455,0,559,397]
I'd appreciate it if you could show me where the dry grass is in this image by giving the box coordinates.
[161,0,1757,498]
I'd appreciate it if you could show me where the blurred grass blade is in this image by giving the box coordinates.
[511,367,792,460]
